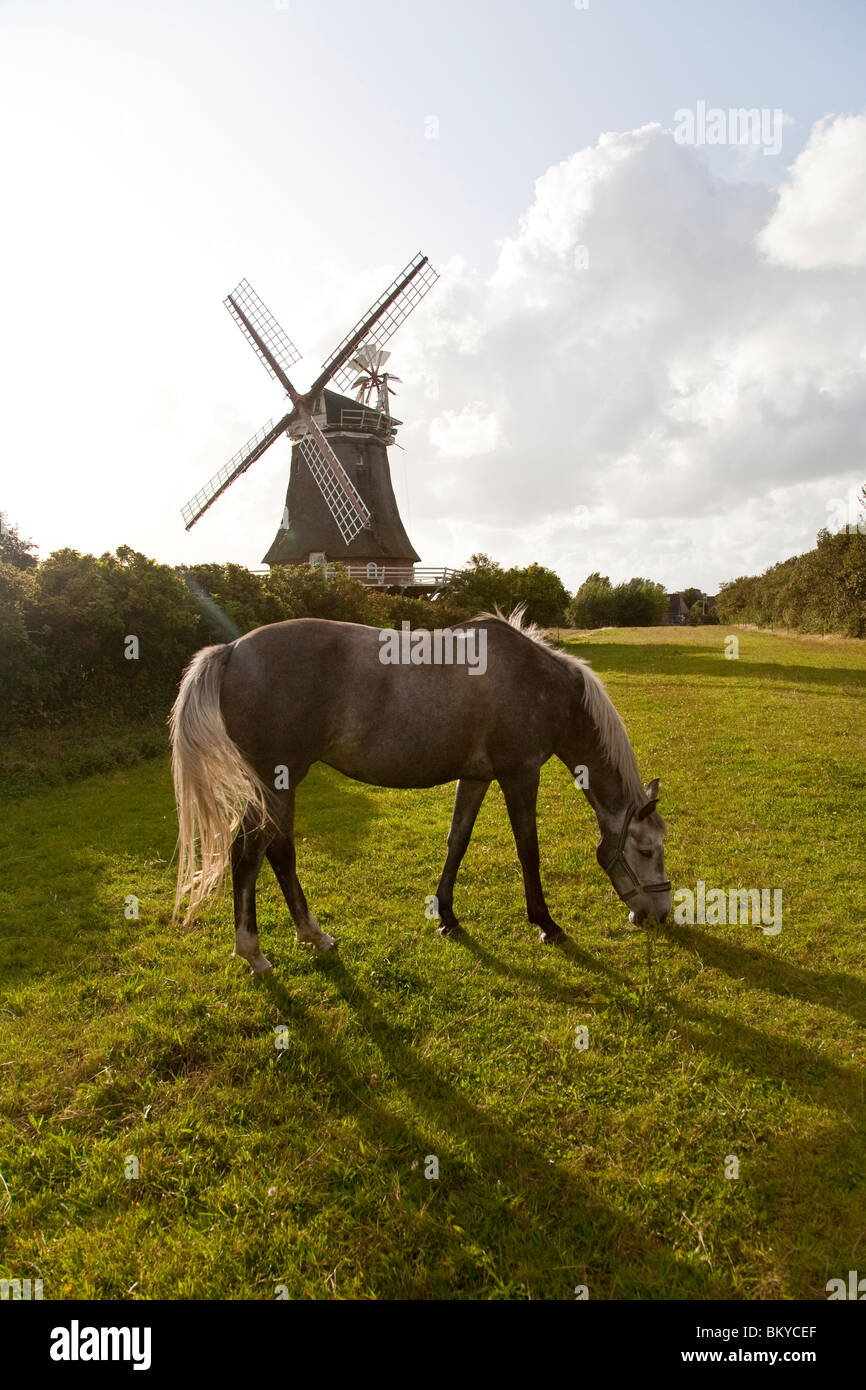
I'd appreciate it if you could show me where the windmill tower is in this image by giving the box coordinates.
[181,253,439,585]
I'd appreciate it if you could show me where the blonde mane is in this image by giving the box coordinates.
[476,605,647,803]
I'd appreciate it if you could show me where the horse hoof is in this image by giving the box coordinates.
[314,934,337,953]
[437,920,461,936]
[539,927,567,945]
[246,954,274,974]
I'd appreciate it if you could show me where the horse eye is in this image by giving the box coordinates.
[638,849,653,860]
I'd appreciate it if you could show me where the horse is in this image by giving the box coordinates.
[170,608,670,974]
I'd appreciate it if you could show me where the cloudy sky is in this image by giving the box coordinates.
[2,0,865,593]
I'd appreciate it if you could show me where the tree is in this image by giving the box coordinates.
[446,554,513,615]
[567,572,616,628]
[407,554,570,626]
[0,513,38,570]
[0,561,43,727]
[504,562,570,626]
[611,577,667,626]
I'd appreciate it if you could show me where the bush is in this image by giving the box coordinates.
[689,599,720,625]
[716,527,866,637]
[264,564,391,626]
[0,562,44,725]
[448,554,570,625]
[567,573,667,627]
[0,543,707,737]
[0,551,484,732]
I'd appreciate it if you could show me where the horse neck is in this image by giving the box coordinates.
[557,701,634,835]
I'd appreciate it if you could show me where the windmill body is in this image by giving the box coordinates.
[263,388,419,576]
[181,253,447,590]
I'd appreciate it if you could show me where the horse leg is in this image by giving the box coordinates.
[434,777,490,935]
[499,767,567,944]
[265,777,336,954]
[231,813,275,974]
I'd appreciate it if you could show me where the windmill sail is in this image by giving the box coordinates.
[317,253,439,395]
[224,280,302,383]
[296,414,371,544]
[181,414,291,530]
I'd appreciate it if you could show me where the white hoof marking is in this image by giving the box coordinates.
[233,937,274,974]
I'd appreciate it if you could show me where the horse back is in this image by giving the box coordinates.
[219,616,573,788]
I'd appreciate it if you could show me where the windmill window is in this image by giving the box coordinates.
[366,562,379,580]
[309,552,325,566]
[356,449,365,471]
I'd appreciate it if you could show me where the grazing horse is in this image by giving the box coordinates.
[170,609,670,973]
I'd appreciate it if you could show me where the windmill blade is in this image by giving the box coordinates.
[297,415,372,545]
[181,413,292,530]
[314,252,438,396]
[349,345,391,376]
[224,279,302,385]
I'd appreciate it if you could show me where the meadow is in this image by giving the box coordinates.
[1,624,864,1300]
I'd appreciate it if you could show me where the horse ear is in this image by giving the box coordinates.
[636,778,659,820]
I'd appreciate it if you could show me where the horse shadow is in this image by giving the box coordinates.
[259,958,732,1299]
[657,922,866,1028]
[295,765,390,864]
[437,917,864,1297]
[446,919,864,1106]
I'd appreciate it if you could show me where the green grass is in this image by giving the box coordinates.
[0,714,169,798]
[1,624,864,1300]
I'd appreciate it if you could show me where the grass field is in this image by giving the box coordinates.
[1,624,864,1300]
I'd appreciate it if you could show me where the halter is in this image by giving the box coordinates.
[603,802,671,902]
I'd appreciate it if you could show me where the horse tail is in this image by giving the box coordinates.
[169,643,271,926]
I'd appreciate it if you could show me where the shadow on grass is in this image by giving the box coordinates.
[563,641,866,692]
[446,920,864,1107]
[658,923,866,1029]
[450,926,633,1005]
[0,761,383,991]
[442,916,865,1298]
[295,766,389,864]
[261,958,730,1299]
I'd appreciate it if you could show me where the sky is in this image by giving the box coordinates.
[1,0,865,594]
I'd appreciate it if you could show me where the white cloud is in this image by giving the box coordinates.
[393,118,866,591]
[429,402,506,459]
[6,82,865,598]
[758,113,866,268]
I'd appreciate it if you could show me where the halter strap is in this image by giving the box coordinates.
[603,803,671,902]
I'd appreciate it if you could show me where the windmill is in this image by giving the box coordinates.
[181,252,439,582]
